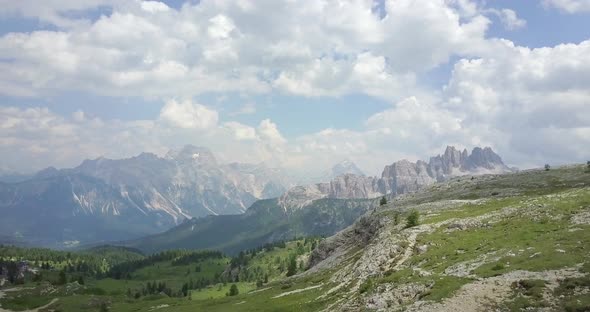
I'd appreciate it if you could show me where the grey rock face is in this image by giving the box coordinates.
[279,146,513,210]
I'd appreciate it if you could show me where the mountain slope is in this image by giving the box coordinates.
[123,196,376,255]
[300,164,590,311]
[0,174,172,247]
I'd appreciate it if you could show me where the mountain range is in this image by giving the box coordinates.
[121,146,513,254]
[0,145,512,249]
[0,145,293,247]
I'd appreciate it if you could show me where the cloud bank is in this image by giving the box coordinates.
[0,0,588,175]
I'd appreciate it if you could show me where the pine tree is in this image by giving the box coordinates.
[58,270,67,285]
[286,255,297,277]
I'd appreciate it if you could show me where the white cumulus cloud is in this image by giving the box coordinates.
[543,0,590,13]
[158,99,218,129]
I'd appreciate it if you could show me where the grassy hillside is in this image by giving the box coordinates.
[1,165,589,311]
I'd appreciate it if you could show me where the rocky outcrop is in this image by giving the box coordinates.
[429,146,508,177]
[380,159,436,195]
[278,174,381,210]
[307,214,383,270]
[279,146,513,210]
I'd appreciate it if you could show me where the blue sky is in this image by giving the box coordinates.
[0,0,589,175]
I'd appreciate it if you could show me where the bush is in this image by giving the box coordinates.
[228,284,239,296]
[380,196,387,206]
[405,210,420,228]
[359,278,373,294]
[393,211,401,225]
[280,283,292,290]
[545,164,551,171]
[513,279,546,299]
[99,303,109,312]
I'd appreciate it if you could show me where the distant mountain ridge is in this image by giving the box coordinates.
[278,146,513,210]
[0,145,293,247]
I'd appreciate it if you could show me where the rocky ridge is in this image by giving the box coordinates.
[279,146,512,210]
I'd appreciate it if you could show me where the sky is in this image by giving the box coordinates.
[0,0,589,176]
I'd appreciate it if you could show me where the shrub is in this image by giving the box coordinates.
[280,283,292,290]
[228,284,239,296]
[405,210,420,228]
[393,211,401,225]
[545,164,551,171]
[99,303,109,312]
[380,196,387,206]
[359,278,373,294]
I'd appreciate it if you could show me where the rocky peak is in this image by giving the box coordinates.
[443,146,464,167]
[76,156,112,172]
[330,160,365,177]
[34,166,60,179]
[463,146,505,170]
[134,152,160,161]
[165,145,217,166]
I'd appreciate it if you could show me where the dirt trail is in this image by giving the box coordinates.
[406,268,584,312]
[391,222,436,271]
[392,232,418,270]
[272,284,323,299]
